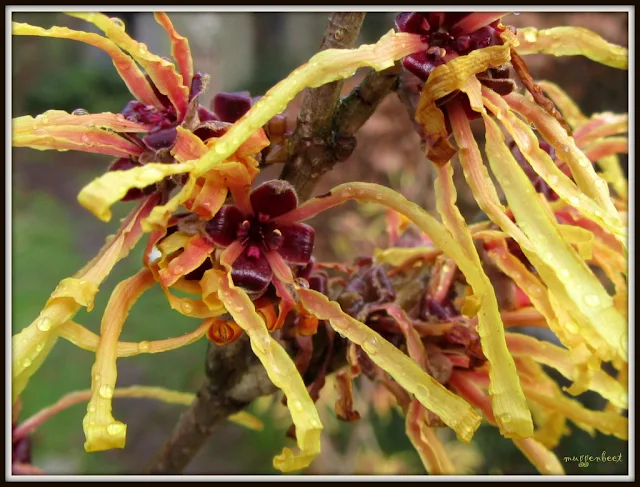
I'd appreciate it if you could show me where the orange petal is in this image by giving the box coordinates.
[154,13,194,89]
[158,235,214,288]
[68,12,189,121]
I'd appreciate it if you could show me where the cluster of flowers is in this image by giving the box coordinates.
[12,12,628,475]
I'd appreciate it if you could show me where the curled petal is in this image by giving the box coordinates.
[506,334,627,409]
[59,319,212,357]
[204,205,244,247]
[13,110,151,133]
[415,31,515,164]
[482,88,623,239]
[154,13,194,89]
[83,269,155,452]
[213,92,253,123]
[277,223,315,264]
[334,370,361,422]
[504,93,624,240]
[482,113,627,363]
[158,235,214,288]
[12,22,162,107]
[435,161,532,439]
[297,288,482,443]
[13,119,144,158]
[172,126,207,162]
[406,399,454,475]
[190,176,228,220]
[142,126,178,151]
[12,195,158,401]
[78,162,193,222]
[69,12,190,121]
[250,180,299,218]
[216,272,323,472]
[230,248,273,296]
[516,26,628,69]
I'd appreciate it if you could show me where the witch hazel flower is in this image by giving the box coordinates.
[206,180,315,297]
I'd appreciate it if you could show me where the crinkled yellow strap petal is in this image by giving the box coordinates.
[12,196,158,402]
[373,246,440,267]
[482,88,623,240]
[68,12,190,121]
[594,153,628,201]
[516,26,628,69]
[482,113,627,363]
[83,269,155,452]
[416,30,515,164]
[504,93,624,240]
[435,162,532,439]
[78,161,194,222]
[12,21,162,107]
[506,334,627,409]
[13,109,151,134]
[215,271,322,472]
[298,288,481,443]
[406,399,454,474]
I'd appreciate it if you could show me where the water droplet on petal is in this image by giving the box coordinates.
[88,405,96,413]
[547,175,559,185]
[81,135,90,144]
[558,268,570,279]
[291,400,304,412]
[36,317,53,331]
[565,321,579,334]
[584,294,601,308]
[106,422,126,436]
[23,358,32,368]
[294,278,309,289]
[94,374,101,382]
[500,413,513,423]
[99,385,114,399]
[36,344,44,352]
[362,336,380,355]
[181,302,194,315]
[138,341,151,353]
[173,264,185,275]
[110,17,126,29]
[72,108,89,116]
[414,384,430,403]
[569,196,580,207]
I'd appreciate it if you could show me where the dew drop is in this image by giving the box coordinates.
[36,344,44,352]
[94,373,101,382]
[595,178,607,189]
[99,385,114,399]
[88,405,96,413]
[181,302,194,315]
[558,268,570,279]
[294,278,309,289]
[106,422,126,436]
[173,264,185,275]
[401,42,407,49]
[110,17,126,29]
[414,384,431,403]
[144,168,164,180]
[81,135,90,144]
[565,321,579,334]
[72,108,89,116]
[362,336,380,355]
[233,304,245,312]
[547,175,559,186]
[291,400,304,412]
[578,158,589,168]
[562,146,570,153]
[36,316,53,331]
[569,196,580,207]
[138,341,151,353]
[583,294,601,308]
[23,358,32,368]
[214,143,227,154]
[499,413,513,424]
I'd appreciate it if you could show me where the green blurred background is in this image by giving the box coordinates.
[11,11,628,475]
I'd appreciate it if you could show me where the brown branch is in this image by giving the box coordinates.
[280,12,366,200]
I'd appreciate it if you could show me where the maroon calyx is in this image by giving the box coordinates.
[204,180,315,296]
